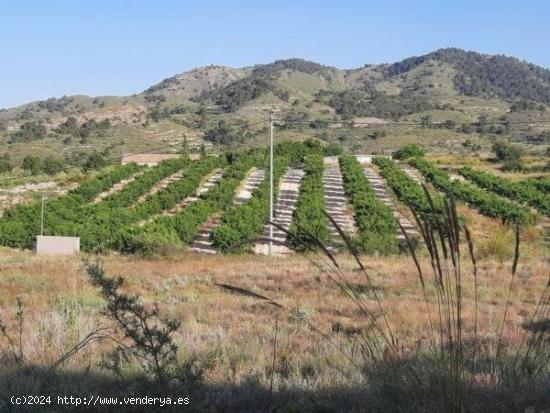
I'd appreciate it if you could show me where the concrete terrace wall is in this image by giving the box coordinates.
[36,236,80,256]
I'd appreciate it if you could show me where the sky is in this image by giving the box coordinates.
[1,0,549,108]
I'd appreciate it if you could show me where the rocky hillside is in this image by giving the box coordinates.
[1,48,549,166]
[144,65,250,100]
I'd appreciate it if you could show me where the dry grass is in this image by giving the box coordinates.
[0,249,547,371]
[0,185,549,412]
[429,153,550,181]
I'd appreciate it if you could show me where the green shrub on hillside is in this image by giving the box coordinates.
[492,141,524,171]
[117,223,182,257]
[10,121,47,143]
[0,154,13,173]
[42,156,64,175]
[392,144,425,160]
[22,155,43,175]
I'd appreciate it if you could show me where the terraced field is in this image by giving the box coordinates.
[362,167,417,244]
[254,168,304,255]
[1,143,545,256]
[322,161,356,242]
[189,168,266,254]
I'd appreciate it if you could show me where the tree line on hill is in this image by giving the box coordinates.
[8,116,112,144]
[385,48,550,103]
[323,89,438,120]
[0,151,108,176]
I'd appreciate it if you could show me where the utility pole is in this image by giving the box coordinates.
[40,194,46,236]
[269,110,274,256]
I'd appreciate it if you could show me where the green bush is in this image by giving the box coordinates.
[492,141,523,171]
[22,155,43,175]
[392,144,425,160]
[42,156,64,175]
[0,154,12,173]
[84,152,107,171]
[117,224,182,257]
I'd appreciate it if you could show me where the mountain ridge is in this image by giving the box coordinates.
[1,48,549,164]
[2,48,549,112]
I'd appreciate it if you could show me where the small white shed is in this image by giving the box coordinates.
[36,236,80,256]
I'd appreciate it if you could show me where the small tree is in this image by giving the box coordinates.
[420,115,432,128]
[199,144,207,159]
[204,120,236,146]
[84,261,180,381]
[84,151,107,170]
[42,156,64,175]
[0,154,12,173]
[180,135,190,157]
[492,141,523,171]
[392,144,425,160]
[22,155,43,175]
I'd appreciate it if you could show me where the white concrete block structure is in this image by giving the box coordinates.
[36,236,80,256]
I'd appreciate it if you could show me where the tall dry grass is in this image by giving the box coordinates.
[0,193,548,411]
[217,193,550,412]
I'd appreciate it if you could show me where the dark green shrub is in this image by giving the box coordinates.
[117,224,182,257]
[84,152,107,170]
[22,155,43,175]
[0,154,12,173]
[42,156,64,175]
[392,144,425,160]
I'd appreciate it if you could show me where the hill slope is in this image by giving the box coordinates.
[1,48,549,168]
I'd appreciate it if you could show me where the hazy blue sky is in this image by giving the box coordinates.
[1,0,549,108]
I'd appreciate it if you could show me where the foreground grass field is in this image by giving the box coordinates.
[0,139,548,411]
[0,234,548,412]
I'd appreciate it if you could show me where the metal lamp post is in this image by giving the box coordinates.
[269,111,274,256]
[40,194,47,235]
